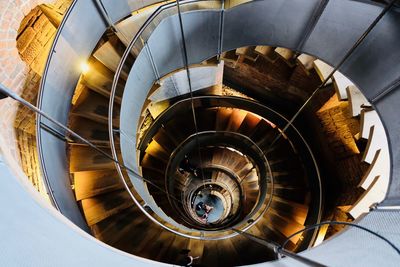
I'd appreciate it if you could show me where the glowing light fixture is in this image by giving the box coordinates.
[80,61,90,74]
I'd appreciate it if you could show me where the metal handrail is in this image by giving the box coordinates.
[107,0,245,240]
[30,0,398,264]
[164,135,250,203]
[36,0,329,244]
[185,181,236,225]
[176,164,243,228]
[163,130,272,231]
[138,95,323,227]
[36,0,79,211]
[2,81,323,264]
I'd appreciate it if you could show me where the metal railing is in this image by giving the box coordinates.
[104,0,323,242]
[30,0,323,244]
[163,130,274,231]
[28,0,400,265]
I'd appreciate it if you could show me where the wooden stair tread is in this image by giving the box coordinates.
[71,90,120,126]
[74,169,124,200]
[216,108,233,131]
[69,145,116,172]
[81,190,133,226]
[91,206,140,241]
[141,154,167,173]
[69,115,110,145]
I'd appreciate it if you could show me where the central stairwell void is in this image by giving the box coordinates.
[30,0,399,266]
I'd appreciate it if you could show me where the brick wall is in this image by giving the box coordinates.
[223,54,322,112]
[0,0,71,196]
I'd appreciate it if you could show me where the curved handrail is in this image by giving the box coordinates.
[107,0,322,241]
[135,95,323,242]
[163,130,272,231]
[185,180,236,226]
[173,164,244,228]
[29,0,399,262]
[164,131,270,221]
[36,0,79,211]
[107,0,248,240]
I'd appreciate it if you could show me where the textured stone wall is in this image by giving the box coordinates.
[223,54,321,111]
[0,0,71,196]
[314,94,368,204]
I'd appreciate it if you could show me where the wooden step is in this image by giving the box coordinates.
[141,168,165,187]
[81,189,133,226]
[164,117,195,144]
[201,241,220,267]
[268,157,303,172]
[91,206,141,242]
[134,226,165,258]
[152,129,177,155]
[116,216,154,254]
[216,108,233,131]
[275,47,295,66]
[211,147,224,165]
[216,238,242,266]
[141,154,167,174]
[296,53,316,75]
[226,109,248,132]
[69,145,116,172]
[313,59,333,84]
[236,46,259,63]
[157,126,181,147]
[68,115,110,145]
[268,209,305,243]
[237,112,262,136]
[92,36,131,80]
[144,140,170,162]
[221,50,239,64]
[271,170,306,186]
[270,197,308,225]
[74,169,124,200]
[229,233,275,264]
[230,155,251,174]
[164,236,191,264]
[254,45,277,62]
[273,187,308,204]
[71,90,120,126]
[236,162,254,181]
[81,57,124,102]
[249,119,274,144]
[154,231,178,262]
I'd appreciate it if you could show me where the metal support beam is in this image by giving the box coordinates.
[176,0,207,185]
[0,83,183,205]
[92,0,130,43]
[233,229,327,267]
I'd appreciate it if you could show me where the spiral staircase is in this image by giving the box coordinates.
[1,0,400,266]
[66,40,320,264]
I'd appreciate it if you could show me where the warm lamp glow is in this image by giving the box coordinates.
[80,62,90,74]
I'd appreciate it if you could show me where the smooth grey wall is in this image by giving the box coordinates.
[0,155,168,267]
[37,0,108,231]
